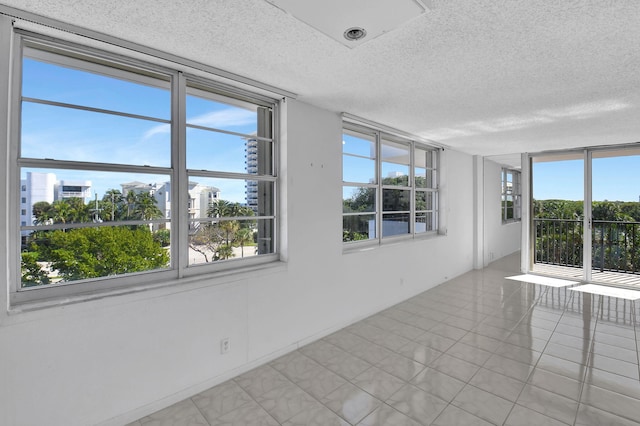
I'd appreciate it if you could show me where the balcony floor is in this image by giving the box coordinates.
[533,263,640,288]
[127,253,640,426]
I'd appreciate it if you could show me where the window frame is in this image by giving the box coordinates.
[8,31,280,305]
[342,122,440,247]
[501,168,521,223]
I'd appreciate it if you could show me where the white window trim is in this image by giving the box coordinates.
[342,120,441,248]
[4,24,283,307]
[502,168,522,223]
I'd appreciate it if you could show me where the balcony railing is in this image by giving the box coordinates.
[534,218,640,274]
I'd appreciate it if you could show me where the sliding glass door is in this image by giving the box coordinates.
[529,145,640,285]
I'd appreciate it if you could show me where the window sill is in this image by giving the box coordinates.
[342,230,443,255]
[8,260,288,316]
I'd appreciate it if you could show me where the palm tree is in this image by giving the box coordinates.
[235,228,253,258]
[126,190,137,218]
[134,192,162,221]
[103,189,124,221]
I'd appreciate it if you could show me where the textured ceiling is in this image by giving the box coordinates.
[3,0,640,167]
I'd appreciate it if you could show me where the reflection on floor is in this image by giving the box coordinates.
[128,253,640,425]
[533,263,640,288]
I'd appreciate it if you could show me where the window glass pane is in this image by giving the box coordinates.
[382,189,410,211]
[188,218,273,265]
[343,186,375,213]
[343,214,376,241]
[343,132,375,158]
[415,147,435,169]
[381,140,410,164]
[21,102,170,166]
[186,93,258,136]
[21,224,170,288]
[186,128,272,174]
[20,168,171,227]
[186,177,274,217]
[416,191,435,211]
[382,213,410,237]
[416,212,435,233]
[343,155,376,184]
[22,55,171,119]
[381,163,409,186]
[381,140,409,186]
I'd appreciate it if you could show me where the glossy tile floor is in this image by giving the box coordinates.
[128,253,640,425]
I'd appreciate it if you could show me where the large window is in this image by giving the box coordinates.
[11,35,278,304]
[502,168,521,222]
[342,123,439,244]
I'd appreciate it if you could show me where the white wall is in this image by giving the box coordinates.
[483,158,522,266]
[0,99,477,426]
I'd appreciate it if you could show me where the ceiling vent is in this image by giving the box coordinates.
[265,0,433,48]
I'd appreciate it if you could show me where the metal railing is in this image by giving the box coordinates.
[534,218,640,275]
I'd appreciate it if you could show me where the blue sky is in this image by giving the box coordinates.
[24,57,640,206]
[534,155,640,202]
[21,57,259,204]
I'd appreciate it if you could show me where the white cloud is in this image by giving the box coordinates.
[143,108,256,139]
[421,99,632,141]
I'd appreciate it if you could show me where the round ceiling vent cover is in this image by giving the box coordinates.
[343,27,367,41]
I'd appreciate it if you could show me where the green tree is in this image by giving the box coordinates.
[133,192,163,221]
[20,251,50,287]
[25,226,169,283]
[235,228,254,258]
[32,201,52,224]
[189,200,256,262]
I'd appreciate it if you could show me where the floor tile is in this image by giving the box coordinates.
[410,367,466,402]
[385,384,448,425]
[429,322,468,340]
[235,365,293,398]
[527,367,582,401]
[292,363,347,399]
[575,403,640,426]
[483,353,534,382]
[468,367,526,402]
[589,352,639,380]
[192,380,253,420]
[431,404,494,426]
[580,383,640,423]
[396,341,443,365]
[323,351,372,380]
[208,399,279,426]
[255,381,319,423]
[282,401,349,426]
[535,354,586,382]
[459,332,503,352]
[357,404,423,426]
[583,367,640,400]
[324,330,369,351]
[132,254,640,426]
[139,399,209,426]
[446,341,492,366]
[452,384,514,425]
[505,404,570,426]
[349,341,395,365]
[321,382,382,425]
[516,384,579,425]
[352,366,406,401]
[375,352,425,381]
[429,353,480,382]
[414,331,457,352]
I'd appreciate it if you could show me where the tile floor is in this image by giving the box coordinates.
[127,253,640,425]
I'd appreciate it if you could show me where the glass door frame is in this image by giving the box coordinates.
[522,144,640,282]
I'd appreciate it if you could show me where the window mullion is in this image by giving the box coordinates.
[174,71,188,276]
[376,131,382,241]
[410,142,415,235]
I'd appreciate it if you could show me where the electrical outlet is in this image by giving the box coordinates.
[220,338,230,354]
